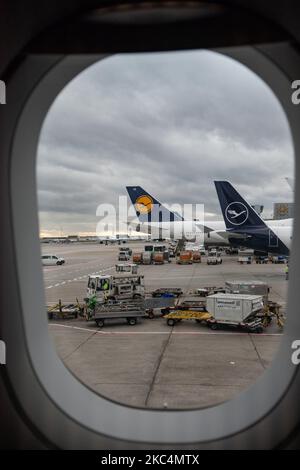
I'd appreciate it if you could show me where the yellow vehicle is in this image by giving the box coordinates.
[165,310,212,327]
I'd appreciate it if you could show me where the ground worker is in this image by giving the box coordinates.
[285,263,289,280]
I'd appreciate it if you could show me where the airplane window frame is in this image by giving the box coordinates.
[5,44,300,448]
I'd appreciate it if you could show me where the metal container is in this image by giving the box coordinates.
[177,250,193,264]
[225,280,269,305]
[132,252,143,264]
[192,252,201,263]
[206,293,263,323]
[142,251,152,265]
[163,249,170,263]
[153,252,164,264]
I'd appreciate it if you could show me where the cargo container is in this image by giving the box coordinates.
[206,293,263,323]
[153,252,164,264]
[238,248,253,264]
[142,251,152,265]
[177,250,193,264]
[163,249,171,263]
[192,252,201,263]
[132,252,143,264]
[225,280,270,305]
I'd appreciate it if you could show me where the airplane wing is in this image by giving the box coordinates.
[212,230,251,240]
[194,223,221,233]
[125,221,170,234]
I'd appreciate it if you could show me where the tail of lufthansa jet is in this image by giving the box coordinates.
[126,186,184,223]
[214,181,266,231]
[214,181,289,255]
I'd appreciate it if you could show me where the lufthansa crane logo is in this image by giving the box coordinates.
[135,195,153,214]
[225,202,249,226]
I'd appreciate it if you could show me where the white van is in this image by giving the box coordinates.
[207,251,222,265]
[41,254,65,266]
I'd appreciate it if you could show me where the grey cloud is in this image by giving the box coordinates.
[37,50,294,234]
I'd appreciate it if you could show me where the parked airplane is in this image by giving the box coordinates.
[126,186,230,246]
[98,234,147,244]
[214,181,292,255]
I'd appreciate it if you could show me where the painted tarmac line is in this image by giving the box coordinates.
[44,266,114,286]
[49,323,282,337]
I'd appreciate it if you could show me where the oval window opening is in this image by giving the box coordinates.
[37,50,294,410]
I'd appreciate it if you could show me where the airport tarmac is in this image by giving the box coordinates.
[42,242,287,409]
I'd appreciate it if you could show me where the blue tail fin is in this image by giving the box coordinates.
[126,186,184,223]
[214,181,289,255]
[214,181,266,231]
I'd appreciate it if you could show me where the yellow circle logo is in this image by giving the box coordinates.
[135,195,153,214]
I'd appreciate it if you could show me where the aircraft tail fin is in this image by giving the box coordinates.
[214,181,267,231]
[126,186,184,223]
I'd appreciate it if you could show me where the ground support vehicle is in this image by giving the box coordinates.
[205,293,265,333]
[177,251,193,264]
[118,251,130,261]
[206,316,264,333]
[152,287,183,298]
[192,252,201,263]
[132,253,143,264]
[255,256,268,264]
[165,310,212,326]
[153,252,164,264]
[261,301,285,329]
[86,274,145,302]
[207,252,222,265]
[161,300,206,315]
[86,296,175,322]
[271,255,287,264]
[238,256,252,264]
[91,300,146,327]
[47,299,83,320]
[119,247,132,256]
[115,263,138,274]
[196,286,225,297]
[42,254,65,266]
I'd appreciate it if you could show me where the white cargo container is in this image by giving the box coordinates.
[238,249,253,264]
[225,280,269,305]
[206,293,263,324]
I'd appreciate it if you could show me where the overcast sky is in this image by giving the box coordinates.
[37,50,294,236]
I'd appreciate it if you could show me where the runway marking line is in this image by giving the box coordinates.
[44,266,115,289]
[49,323,282,337]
